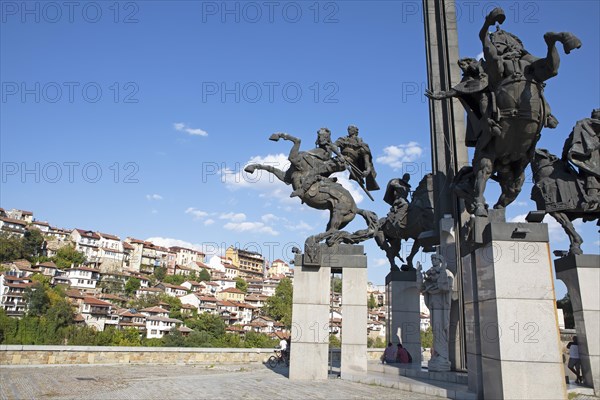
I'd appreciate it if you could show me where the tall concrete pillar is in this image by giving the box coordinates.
[474,222,566,399]
[386,270,422,366]
[289,253,331,380]
[290,244,369,381]
[461,252,483,398]
[555,254,600,395]
[423,0,470,371]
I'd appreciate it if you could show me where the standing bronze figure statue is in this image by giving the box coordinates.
[531,110,600,255]
[244,128,379,249]
[427,7,581,217]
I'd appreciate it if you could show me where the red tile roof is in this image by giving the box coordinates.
[83,297,112,306]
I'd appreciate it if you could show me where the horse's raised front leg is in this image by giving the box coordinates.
[550,211,583,255]
[244,164,287,183]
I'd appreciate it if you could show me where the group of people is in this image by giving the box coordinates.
[382,342,413,364]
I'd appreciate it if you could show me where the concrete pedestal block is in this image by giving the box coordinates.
[290,244,369,381]
[386,271,422,366]
[289,254,331,381]
[473,222,566,400]
[555,254,600,395]
[462,252,483,398]
[341,253,368,378]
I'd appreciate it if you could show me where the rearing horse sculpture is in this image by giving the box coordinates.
[427,7,581,217]
[244,128,378,247]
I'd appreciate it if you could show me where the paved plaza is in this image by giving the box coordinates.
[0,363,438,400]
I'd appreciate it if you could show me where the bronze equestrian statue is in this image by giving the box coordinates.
[427,7,581,217]
[531,110,600,255]
[244,128,379,248]
[374,174,435,271]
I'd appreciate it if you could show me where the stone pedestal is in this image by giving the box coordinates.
[471,222,567,399]
[555,254,600,395]
[462,252,483,398]
[386,270,422,366]
[289,254,331,380]
[289,244,368,381]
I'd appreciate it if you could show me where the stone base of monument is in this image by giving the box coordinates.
[555,254,600,396]
[385,270,422,366]
[463,221,567,400]
[289,244,367,381]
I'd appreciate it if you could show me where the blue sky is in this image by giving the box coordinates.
[1,1,599,297]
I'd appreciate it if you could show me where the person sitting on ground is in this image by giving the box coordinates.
[396,343,410,363]
[383,342,396,364]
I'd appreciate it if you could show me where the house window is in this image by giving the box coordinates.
[151,330,157,334]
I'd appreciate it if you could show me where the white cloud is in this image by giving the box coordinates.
[223,221,279,236]
[261,214,279,223]
[373,258,389,268]
[509,213,567,242]
[173,122,208,137]
[475,51,484,60]
[146,237,224,257]
[224,153,290,192]
[203,219,215,226]
[146,194,163,201]
[219,212,247,222]
[227,152,367,205]
[331,172,364,204]
[376,142,423,169]
[284,220,314,232]
[185,207,209,220]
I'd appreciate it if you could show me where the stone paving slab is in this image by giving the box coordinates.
[0,364,441,400]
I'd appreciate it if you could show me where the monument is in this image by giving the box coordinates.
[417,254,456,372]
[426,6,582,399]
[245,127,379,380]
[530,111,600,395]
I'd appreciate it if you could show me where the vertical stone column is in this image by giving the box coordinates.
[289,253,331,381]
[321,244,368,378]
[475,222,566,399]
[341,266,368,378]
[555,254,600,395]
[386,270,422,366]
[461,252,483,397]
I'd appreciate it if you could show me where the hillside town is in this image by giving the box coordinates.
[0,207,428,345]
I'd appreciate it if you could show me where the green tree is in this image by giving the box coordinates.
[198,269,211,282]
[158,294,183,319]
[0,232,24,262]
[22,229,45,260]
[263,278,293,328]
[235,277,248,293]
[162,274,185,285]
[421,326,433,349]
[153,266,167,282]
[368,293,377,310]
[52,244,86,269]
[185,330,215,347]
[162,327,185,347]
[329,334,341,348]
[243,331,278,348]
[125,277,141,296]
[24,283,50,317]
[332,277,342,293]
[557,293,574,329]
[186,312,226,337]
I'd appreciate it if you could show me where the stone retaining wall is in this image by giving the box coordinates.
[0,345,384,366]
